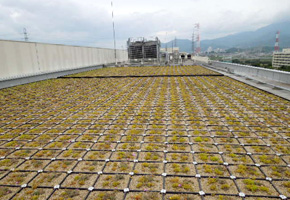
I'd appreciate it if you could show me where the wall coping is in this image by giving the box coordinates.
[212,61,290,75]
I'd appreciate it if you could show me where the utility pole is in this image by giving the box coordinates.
[174,37,177,48]
[192,29,195,54]
[111,1,117,65]
[172,40,175,64]
[23,28,29,42]
[165,32,168,52]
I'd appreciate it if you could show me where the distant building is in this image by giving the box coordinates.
[207,46,213,53]
[272,48,290,68]
[214,48,225,53]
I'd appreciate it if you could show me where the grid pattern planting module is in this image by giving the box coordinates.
[0,65,289,200]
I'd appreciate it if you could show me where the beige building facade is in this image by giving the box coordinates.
[272,48,290,68]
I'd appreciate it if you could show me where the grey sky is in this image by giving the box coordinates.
[0,0,289,48]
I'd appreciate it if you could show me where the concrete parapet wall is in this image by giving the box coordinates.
[0,65,104,89]
[211,61,290,84]
[0,40,128,81]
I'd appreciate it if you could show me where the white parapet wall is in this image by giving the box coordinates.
[192,56,209,64]
[0,40,128,80]
[211,61,290,85]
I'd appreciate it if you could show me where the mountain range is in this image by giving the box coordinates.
[161,21,290,53]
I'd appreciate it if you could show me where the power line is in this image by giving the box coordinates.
[0,33,22,37]
[0,29,127,49]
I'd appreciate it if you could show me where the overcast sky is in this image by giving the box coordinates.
[0,0,289,48]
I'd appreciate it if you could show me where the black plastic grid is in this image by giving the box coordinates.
[59,74,224,79]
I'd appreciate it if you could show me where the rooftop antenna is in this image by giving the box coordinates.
[111,1,117,65]
[192,28,195,54]
[174,37,177,47]
[195,23,201,54]
[23,28,29,42]
[274,31,280,52]
[165,32,168,52]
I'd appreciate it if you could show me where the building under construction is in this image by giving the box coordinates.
[127,37,160,64]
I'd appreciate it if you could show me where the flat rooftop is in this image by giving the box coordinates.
[0,65,289,200]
